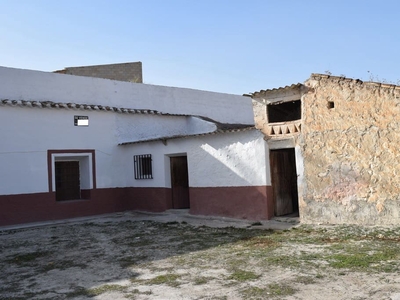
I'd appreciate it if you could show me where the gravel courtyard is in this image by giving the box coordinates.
[1,212,400,300]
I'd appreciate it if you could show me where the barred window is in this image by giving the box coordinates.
[134,154,153,179]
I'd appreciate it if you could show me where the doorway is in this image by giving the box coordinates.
[55,161,81,201]
[270,148,299,217]
[170,156,190,209]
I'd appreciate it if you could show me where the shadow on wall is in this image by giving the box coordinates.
[188,133,273,220]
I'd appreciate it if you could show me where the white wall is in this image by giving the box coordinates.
[1,106,269,197]
[126,129,270,188]
[0,66,254,125]
[0,66,267,196]
[115,114,217,144]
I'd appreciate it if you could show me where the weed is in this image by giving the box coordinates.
[126,288,152,299]
[294,275,316,285]
[41,259,88,272]
[66,284,127,298]
[228,269,260,281]
[119,255,148,267]
[194,276,213,285]
[241,286,267,299]
[147,274,182,287]
[267,282,297,297]
[7,251,50,264]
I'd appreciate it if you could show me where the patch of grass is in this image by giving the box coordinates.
[266,282,297,297]
[325,240,399,272]
[126,288,152,299]
[66,284,127,298]
[294,275,316,285]
[238,236,278,248]
[327,249,398,272]
[119,255,148,267]
[228,269,260,281]
[7,251,50,264]
[41,259,88,272]
[241,286,267,299]
[194,276,213,285]
[147,274,182,287]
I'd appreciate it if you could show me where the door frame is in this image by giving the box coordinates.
[166,153,190,209]
[269,147,300,217]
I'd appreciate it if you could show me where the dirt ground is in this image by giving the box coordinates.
[1,211,400,300]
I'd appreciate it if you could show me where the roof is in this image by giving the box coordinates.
[0,98,187,117]
[1,98,254,144]
[309,73,400,90]
[118,126,256,145]
[245,83,304,98]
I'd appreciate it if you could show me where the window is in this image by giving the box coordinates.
[267,100,301,123]
[134,154,153,179]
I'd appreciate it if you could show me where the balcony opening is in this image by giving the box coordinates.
[267,100,301,123]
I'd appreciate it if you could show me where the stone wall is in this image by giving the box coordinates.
[300,74,400,225]
[55,62,143,83]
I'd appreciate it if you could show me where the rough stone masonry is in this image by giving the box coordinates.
[301,74,400,225]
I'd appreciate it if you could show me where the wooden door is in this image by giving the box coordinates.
[55,161,81,201]
[270,149,298,216]
[170,156,190,209]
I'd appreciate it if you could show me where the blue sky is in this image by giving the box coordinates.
[1,0,399,94]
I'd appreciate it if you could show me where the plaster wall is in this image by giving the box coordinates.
[0,104,268,196]
[125,129,270,188]
[115,114,217,144]
[301,75,400,225]
[0,105,134,195]
[0,66,253,125]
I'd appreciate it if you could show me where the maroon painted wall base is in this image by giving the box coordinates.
[189,186,274,221]
[0,187,171,227]
[0,185,272,226]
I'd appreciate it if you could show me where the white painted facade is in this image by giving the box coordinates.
[0,104,269,196]
[127,129,270,189]
[0,66,269,197]
[0,66,253,125]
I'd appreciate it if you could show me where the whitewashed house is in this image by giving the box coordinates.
[0,66,273,226]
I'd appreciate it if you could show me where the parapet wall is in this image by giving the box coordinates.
[55,62,143,83]
[300,74,400,225]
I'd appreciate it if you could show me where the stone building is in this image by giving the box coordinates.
[54,62,143,83]
[250,74,400,225]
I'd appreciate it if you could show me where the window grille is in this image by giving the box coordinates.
[134,154,153,179]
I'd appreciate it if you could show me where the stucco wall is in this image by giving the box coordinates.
[116,114,217,144]
[0,66,253,125]
[0,105,128,194]
[301,74,400,225]
[0,104,267,196]
[124,129,270,188]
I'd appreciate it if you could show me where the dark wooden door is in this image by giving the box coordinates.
[270,149,298,216]
[55,161,81,201]
[170,156,190,209]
